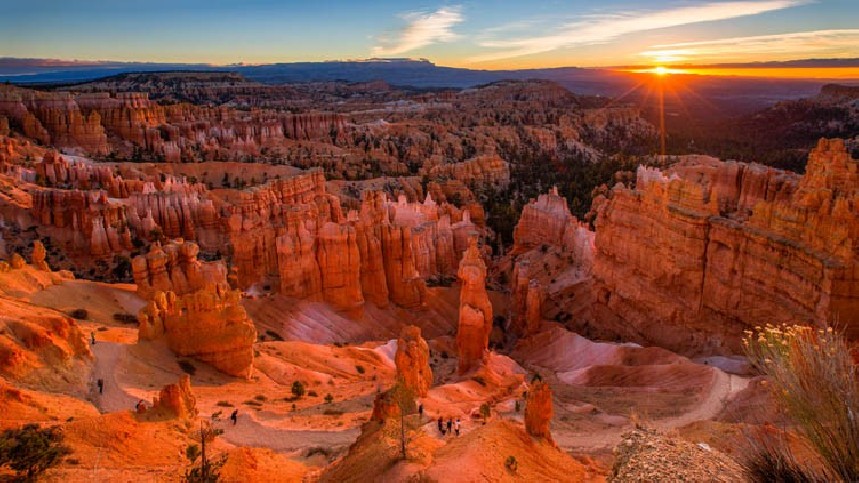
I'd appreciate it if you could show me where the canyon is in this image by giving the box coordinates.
[0,73,856,481]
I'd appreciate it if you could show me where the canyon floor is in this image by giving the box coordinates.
[2,263,756,481]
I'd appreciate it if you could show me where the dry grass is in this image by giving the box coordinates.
[744,324,859,481]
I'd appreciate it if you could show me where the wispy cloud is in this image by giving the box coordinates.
[640,29,859,63]
[373,6,464,56]
[470,0,808,63]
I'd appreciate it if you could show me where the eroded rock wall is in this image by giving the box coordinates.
[590,138,859,354]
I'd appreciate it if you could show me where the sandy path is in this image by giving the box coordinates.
[555,369,748,452]
[90,341,140,413]
[215,412,361,453]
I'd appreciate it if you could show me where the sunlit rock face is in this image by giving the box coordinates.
[394,325,432,397]
[132,240,227,300]
[590,138,859,354]
[456,235,493,374]
[149,374,197,419]
[137,284,257,378]
[525,380,555,445]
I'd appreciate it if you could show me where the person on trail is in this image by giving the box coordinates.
[97,379,103,394]
[418,404,424,420]
[446,418,452,436]
[230,409,238,425]
[454,418,461,437]
[437,416,444,435]
[91,332,96,345]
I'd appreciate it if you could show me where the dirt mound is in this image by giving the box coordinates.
[0,381,99,429]
[323,418,603,482]
[0,296,92,390]
[45,411,192,481]
[611,428,743,482]
[219,447,308,482]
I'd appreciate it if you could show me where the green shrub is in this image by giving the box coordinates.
[178,360,197,376]
[0,423,72,479]
[68,308,88,320]
[291,381,305,399]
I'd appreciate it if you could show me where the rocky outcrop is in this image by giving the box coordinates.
[149,374,197,419]
[137,284,257,378]
[394,325,432,397]
[370,390,401,422]
[611,429,743,482]
[456,235,493,374]
[428,155,510,189]
[590,139,859,354]
[509,260,545,337]
[525,380,554,444]
[132,240,227,299]
[317,222,364,311]
[31,241,49,271]
[512,187,594,264]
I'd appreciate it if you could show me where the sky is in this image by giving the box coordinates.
[1,0,858,70]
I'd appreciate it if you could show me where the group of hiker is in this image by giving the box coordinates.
[436,415,461,437]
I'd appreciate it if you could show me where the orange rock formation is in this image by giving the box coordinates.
[394,325,432,397]
[148,374,197,419]
[456,235,493,374]
[591,138,859,354]
[138,284,257,378]
[132,240,227,299]
[525,380,554,445]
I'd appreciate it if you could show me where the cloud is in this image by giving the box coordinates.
[640,29,859,63]
[470,0,809,63]
[373,6,464,56]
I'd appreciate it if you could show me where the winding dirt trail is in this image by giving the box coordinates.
[214,412,361,453]
[555,369,749,452]
[90,341,140,413]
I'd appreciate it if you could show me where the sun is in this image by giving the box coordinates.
[653,66,669,76]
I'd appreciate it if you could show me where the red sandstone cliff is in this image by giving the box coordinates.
[589,139,859,354]
[138,284,257,378]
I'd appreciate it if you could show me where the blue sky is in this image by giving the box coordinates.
[1,0,858,68]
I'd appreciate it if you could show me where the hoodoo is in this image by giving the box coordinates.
[456,235,493,374]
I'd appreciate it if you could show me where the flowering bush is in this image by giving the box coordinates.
[744,324,859,481]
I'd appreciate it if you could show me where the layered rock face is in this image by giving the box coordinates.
[137,284,257,378]
[591,138,859,354]
[394,325,432,397]
[132,240,227,299]
[0,86,109,155]
[427,155,510,189]
[525,380,554,445]
[508,269,544,337]
[456,235,493,374]
[512,187,594,264]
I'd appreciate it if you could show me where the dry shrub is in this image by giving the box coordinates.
[744,324,859,481]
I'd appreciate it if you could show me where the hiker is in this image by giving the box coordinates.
[446,418,452,436]
[454,418,461,437]
[91,332,96,345]
[437,416,444,435]
[418,403,424,420]
[230,409,238,425]
[97,379,103,394]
